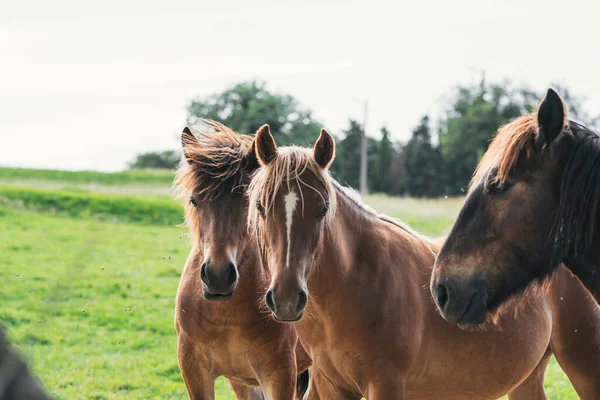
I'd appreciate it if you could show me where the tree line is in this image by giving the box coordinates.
[130,79,599,197]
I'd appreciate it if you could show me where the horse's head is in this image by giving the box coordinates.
[248,125,336,322]
[176,122,259,300]
[431,88,582,326]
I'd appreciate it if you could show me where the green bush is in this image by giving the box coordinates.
[0,186,183,226]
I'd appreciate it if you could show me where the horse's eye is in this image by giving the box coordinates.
[488,181,511,195]
[316,202,329,219]
[257,203,266,218]
[190,197,198,207]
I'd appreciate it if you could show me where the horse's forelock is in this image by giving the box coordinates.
[470,114,539,192]
[173,121,254,242]
[247,146,337,247]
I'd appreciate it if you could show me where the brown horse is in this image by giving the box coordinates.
[431,88,600,329]
[0,329,49,400]
[248,124,600,399]
[174,122,310,400]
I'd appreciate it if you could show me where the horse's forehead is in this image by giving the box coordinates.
[286,175,325,200]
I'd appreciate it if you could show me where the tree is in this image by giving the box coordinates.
[187,81,322,145]
[437,78,600,195]
[128,150,180,170]
[335,120,362,188]
[438,78,538,194]
[551,83,600,128]
[334,120,379,190]
[404,116,445,197]
[388,142,407,195]
[372,127,394,193]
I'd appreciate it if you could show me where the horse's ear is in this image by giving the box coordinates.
[255,124,278,166]
[313,128,335,169]
[244,139,260,172]
[181,127,198,164]
[537,88,566,146]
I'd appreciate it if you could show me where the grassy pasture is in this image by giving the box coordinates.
[0,167,579,399]
[0,185,180,226]
[0,167,174,186]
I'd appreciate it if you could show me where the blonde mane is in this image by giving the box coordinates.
[334,181,431,243]
[174,120,254,241]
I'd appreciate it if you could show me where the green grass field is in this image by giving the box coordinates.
[0,167,579,399]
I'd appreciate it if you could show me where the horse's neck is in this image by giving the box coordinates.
[559,133,600,301]
[568,238,600,301]
[309,187,433,303]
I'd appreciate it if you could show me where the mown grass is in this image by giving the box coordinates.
[0,185,182,226]
[0,206,228,399]
[0,175,579,399]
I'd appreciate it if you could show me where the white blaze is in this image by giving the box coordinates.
[284,190,299,269]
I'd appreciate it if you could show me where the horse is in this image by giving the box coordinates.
[173,122,311,400]
[431,88,600,329]
[247,124,600,399]
[0,328,49,400]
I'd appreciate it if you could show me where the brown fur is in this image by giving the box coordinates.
[174,122,310,400]
[248,131,600,399]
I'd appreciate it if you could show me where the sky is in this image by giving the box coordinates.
[2,0,600,171]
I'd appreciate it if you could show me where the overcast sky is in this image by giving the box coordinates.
[2,0,599,171]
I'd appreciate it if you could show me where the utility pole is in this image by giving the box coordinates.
[359,100,368,195]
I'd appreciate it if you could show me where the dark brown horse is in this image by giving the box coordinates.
[174,122,310,399]
[248,124,600,399]
[431,89,600,329]
[0,329,49,400]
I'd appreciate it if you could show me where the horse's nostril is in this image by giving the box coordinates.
[265,290,276,312]
[436,283,449,311]
[200,263,208,285]
[226,262,237,287]
[297,290,308,312]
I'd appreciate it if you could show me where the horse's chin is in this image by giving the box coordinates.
[455,300,488,329]
[457,315,488,330]
[203,290,234,301]
[272,312,304,323]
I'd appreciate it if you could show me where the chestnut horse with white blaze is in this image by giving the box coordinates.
[174,122,310,400]
[248,124,600,399]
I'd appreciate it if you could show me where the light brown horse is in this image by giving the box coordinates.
[174,122,310,400]
[247,124,600,399]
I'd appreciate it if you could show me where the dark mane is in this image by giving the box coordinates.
[552,121,600,261]
[471,112,600,262]
[174,120,254,202]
